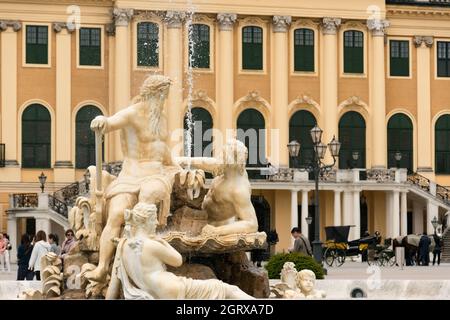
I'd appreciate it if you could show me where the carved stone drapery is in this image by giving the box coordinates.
[113,7,134,27]
[414,36,434,48]
[367,19,390,36]
[53,22,75,33]
[272,16,292,33]
[164,11,186,29]
[0,20,21,32]
[321,17,341,35]
[217,13,237,31]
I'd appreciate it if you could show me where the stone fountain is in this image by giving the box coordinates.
[56,74,269,299]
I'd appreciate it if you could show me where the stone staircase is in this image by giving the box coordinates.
[442,228,450,262]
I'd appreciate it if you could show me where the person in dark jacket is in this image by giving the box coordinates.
[17,234,34,280]
[432,233,442,266]
[418,232,431,266]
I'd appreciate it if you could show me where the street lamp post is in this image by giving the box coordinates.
[287,126,341,264]
[38,172,47,193]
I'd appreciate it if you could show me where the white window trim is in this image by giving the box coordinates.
[76,24,104,69]
[434,38,450,81]
[339,24,368,78]
[184,17,215,74]
[22,22,52,68]
[289,20,319,77]
[238,17,268,75]
[133,19,163,71]
[387,37,412,80]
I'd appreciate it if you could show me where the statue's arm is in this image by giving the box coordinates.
[91,107,133,134]
[175,157,219,173]
[151,239,183,267]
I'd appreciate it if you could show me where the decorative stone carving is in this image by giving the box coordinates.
[164,11,186,28]
[0,20,22,32]
[414,36,434,48]
[272,16,292,32]
[217,13,237,31]
[338,96,369,110]
[321,17,341,35]
[133,10,163,22]
[367,19,390,36]
[52,22,75,33]
[41,252,63,298]
[294,94,320,109]
[106,23,116,36]
[113,7,134,27]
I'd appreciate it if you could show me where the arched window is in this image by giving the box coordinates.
[435,114,450,173]
[387,113,413,172]
[344,30,364,74]
[294,28,314,72]
[338,111,366,169]
[184,107,213,157]
[289,110,317,167]
[22,104,51,168]
[242,26,263,70]
[189,24,210,69]
[137,22,159,67]
[237,109,266,180]
[76,105,103,169]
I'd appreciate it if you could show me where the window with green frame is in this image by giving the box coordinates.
[237,109,266,179]
[387,113,413,172]
[242,26,263,70]
[344,30,364,74]
[76,105,103,169]
[26,25,48,64]
[437,41,450,78]
[189,24,210,69]
[435,115,450,173]
[294,28,314,72]
[390,40,409,77]
[79,27,101,66]
[22,104,51,168]
[289,110,317,167]
[338,111,366,169]
[137,22,159,67]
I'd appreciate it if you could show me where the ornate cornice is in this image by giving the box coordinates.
[339,96,369,110]
[272,15,291,33]
[414,36,434,48]
[217,13,237,31]
[367,19,390,36]
[387,7,450,17]
[133,10,164,22]
[321,17,341,35]
[113,7,134,27]
[0,20,21,32]
[52,22,75,33]
[294,94,320,109]
[164,11,186,28]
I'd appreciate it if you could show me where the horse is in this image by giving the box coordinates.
[392,234,435,265]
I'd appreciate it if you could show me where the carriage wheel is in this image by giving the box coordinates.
[323,247,335,267]
[382,252,396,267]
[334,249,346,267]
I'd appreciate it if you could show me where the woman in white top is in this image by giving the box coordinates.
[2,233,11,272]
[28,230,51,280]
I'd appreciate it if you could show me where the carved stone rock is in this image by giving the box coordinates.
[168,206,208,236]
[63,252,89,279]
[167,263,217,280]
[171,173,207,211]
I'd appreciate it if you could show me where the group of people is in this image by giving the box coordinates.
[417,232,443,266]
[0,233,12,272]
[17,229,77,281]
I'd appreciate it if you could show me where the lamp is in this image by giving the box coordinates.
[310,126,323,144]
[38,172,47,193]
[328,135,341,158]
[305,216,313,225]
[352,151,360,161]
[287,140,301,158]
[314,142,327,159]
[431,216,439,233]
[395,151,402,168]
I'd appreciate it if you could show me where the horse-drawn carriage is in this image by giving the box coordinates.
[323,226,394,267]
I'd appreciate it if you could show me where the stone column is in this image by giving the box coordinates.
[35,218,51,236]
[426,200,438,235]
[7,216,17,263]
[321,18,340,163]
[400,191,408,236]
[291,189,298,231]
[0,21,21,181]
[414,36,434,176]
[112,8,133,161]
[53,23,75,182]
[413,201,424,234]
[217,13,237,146]
[164,11,185,151]
[352,190,361,240]
[301,189,309,237]
[392,190,400,237]
[367,19,389,169]
[334,190,341,226]
[342,190,353,226]
[385,191,393,238]
[272,16,291,166]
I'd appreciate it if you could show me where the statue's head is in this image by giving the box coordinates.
[220,139,248,174]
[139,75,172,102]
[296,269,316,295]
[125,202,158,234]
